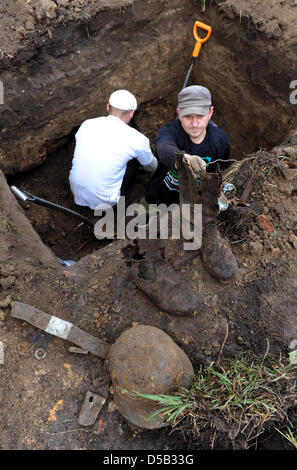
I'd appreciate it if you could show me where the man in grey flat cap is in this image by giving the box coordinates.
[145,85,230,206]
[144,85,239,283]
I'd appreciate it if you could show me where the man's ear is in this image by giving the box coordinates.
[209,106,214,119]
[177,108,181,118]
[106,103,110,113]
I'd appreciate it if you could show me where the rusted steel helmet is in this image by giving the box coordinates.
[108,324,194,429]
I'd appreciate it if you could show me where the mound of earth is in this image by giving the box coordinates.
[0,133,296,450]
[0,0,297,452]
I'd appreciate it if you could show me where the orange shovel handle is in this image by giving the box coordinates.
[192,20,212,58]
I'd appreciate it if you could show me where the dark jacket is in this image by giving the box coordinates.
[145,119,230,205]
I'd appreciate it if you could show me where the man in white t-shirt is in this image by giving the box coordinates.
[69,89,157,210]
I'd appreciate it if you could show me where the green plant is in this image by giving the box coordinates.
[199,0,222,11]
[78,12,92,38]
[128,388,196,425]
[276,427,297,449]
[272,223,280,239]
[201,0,207,11]
[133,354,296,448]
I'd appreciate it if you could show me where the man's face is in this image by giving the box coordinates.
[177,106,213,142]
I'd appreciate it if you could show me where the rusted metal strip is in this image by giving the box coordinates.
[11,301,110,358]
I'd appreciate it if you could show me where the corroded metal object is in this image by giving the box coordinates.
[11,301,110,358]
[108,324,194,429]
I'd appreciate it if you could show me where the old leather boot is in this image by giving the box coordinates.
[176,152,201,206]
[135,255,204,316]
[200,172,239,283]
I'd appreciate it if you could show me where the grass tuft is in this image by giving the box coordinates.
[276,427,297,449]
[133,354,296,449]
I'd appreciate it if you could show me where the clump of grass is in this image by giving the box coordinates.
[198,0,224,12]
[276,426,297,449]
[78,12,92,38]
[201,0,207,11]
[134,354,296,449]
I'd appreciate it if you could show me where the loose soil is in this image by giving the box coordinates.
[0,0,297,452]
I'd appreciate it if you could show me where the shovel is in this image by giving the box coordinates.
[10,185,93,226]
[182,20,212,89]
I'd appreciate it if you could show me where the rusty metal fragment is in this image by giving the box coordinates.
[78,391,106,426]
[11,301,110,358]
[68,346,88,354]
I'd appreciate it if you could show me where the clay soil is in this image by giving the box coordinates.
[0,0,297,454]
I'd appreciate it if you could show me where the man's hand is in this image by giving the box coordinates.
[182,154,207,179]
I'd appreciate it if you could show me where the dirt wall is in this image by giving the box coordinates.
[0,0,199,173]
[0,0,297,174]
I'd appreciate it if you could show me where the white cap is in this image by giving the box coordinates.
[108,89,138,111]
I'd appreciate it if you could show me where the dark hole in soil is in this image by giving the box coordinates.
[8,138,103,262]
[5,91,285,265]
[7,131,155,262]
[6,101,170,262]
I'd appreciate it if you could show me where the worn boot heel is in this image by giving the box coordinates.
[135,256,204,316]
[201,223,239,282]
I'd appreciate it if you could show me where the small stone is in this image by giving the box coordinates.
[203,350,211,356]
[288,233,297,249]
[0,276,16,289]
[112,302,122,313]
[191,271,199,281]
[35,0,57,21]
[56,0,69,6]
[248,241,263,257]
[241,243,248,253]
[248,230,257,240]
[0,265,14,277]
[263,206,269,214]
[108,401,117,413]
[289,339,297,350]
[256,214,274,232]
[0,295,12,308]
[17,26,26,37]
[204,295,219,308]
[271,247,281,256]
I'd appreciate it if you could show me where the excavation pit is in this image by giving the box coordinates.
[2,0,296,261]
[1,0,297,452]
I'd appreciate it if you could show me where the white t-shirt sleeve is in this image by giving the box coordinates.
[134,134,155,166]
